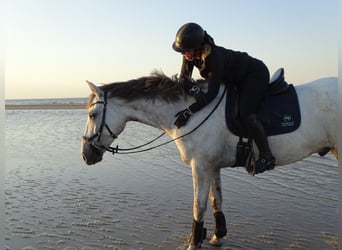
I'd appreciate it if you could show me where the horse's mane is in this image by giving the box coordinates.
[88,71,183,105]
[87,71,208,108]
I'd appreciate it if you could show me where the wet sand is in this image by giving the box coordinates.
[5,107,338,249]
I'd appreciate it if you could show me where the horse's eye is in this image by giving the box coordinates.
[89,113,96,120]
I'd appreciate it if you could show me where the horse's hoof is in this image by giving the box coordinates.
[187,245,199,250]
[210,234,223,246]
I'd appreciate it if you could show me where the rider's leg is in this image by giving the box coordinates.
[238,59,275,174]
[244,114,275,174]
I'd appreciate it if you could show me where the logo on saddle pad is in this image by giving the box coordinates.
[281,114,295,127]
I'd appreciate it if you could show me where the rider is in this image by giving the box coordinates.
[172,22,275,174]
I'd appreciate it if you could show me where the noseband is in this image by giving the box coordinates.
[82,92,117,151]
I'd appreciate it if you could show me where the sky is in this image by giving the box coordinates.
[4,0,339,99]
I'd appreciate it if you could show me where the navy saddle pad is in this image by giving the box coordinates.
[225,84,301,138]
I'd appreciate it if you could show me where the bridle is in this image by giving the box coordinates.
[82,92,117,152]
[83,84,227,155]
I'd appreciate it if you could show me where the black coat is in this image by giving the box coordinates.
[180,45,267,113]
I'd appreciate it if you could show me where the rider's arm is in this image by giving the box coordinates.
[188,52,225,113]
[180,56,194,79]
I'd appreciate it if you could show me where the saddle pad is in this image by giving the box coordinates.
[226,84,301,137]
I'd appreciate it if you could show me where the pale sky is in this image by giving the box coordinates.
[4,0,339,99]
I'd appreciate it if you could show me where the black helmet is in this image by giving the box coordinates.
[172,23,205,52]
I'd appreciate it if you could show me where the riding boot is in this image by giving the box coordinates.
[244,114,275,174]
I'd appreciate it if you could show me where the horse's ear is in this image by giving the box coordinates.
[86,80,104,98]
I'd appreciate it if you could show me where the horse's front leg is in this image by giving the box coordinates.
[188,163,212,250]
[209,169,227,246]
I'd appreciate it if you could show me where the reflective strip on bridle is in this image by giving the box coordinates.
[82,92,117,150]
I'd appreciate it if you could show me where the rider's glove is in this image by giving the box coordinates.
[188,84,201,95]
[179,78,201,95]
[174,108,193,128]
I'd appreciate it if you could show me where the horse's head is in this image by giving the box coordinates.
[81,72,198,165]
[81,81,125,165]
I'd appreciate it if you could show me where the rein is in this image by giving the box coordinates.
[106,84,227,155]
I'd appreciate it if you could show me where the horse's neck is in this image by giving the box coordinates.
[119,98,187,132]
[113,84,226,136]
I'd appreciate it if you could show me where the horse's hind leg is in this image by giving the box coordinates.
[209,169,227,246]
[331,148,338,159]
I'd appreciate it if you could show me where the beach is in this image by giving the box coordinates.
[5,103,338,250]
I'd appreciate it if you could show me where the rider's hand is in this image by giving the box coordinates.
[179,78,200,95]
[174,108,192,128]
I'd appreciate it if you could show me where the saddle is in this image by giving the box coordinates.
[225,68,301,168]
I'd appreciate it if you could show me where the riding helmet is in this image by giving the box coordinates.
[172,23,205,52]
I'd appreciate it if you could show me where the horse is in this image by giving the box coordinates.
[81,71,338,250]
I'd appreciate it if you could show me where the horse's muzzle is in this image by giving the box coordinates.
[82,141,104,165]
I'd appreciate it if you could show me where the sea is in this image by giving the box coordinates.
[4,98,338,249]
[5,97,88,106]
